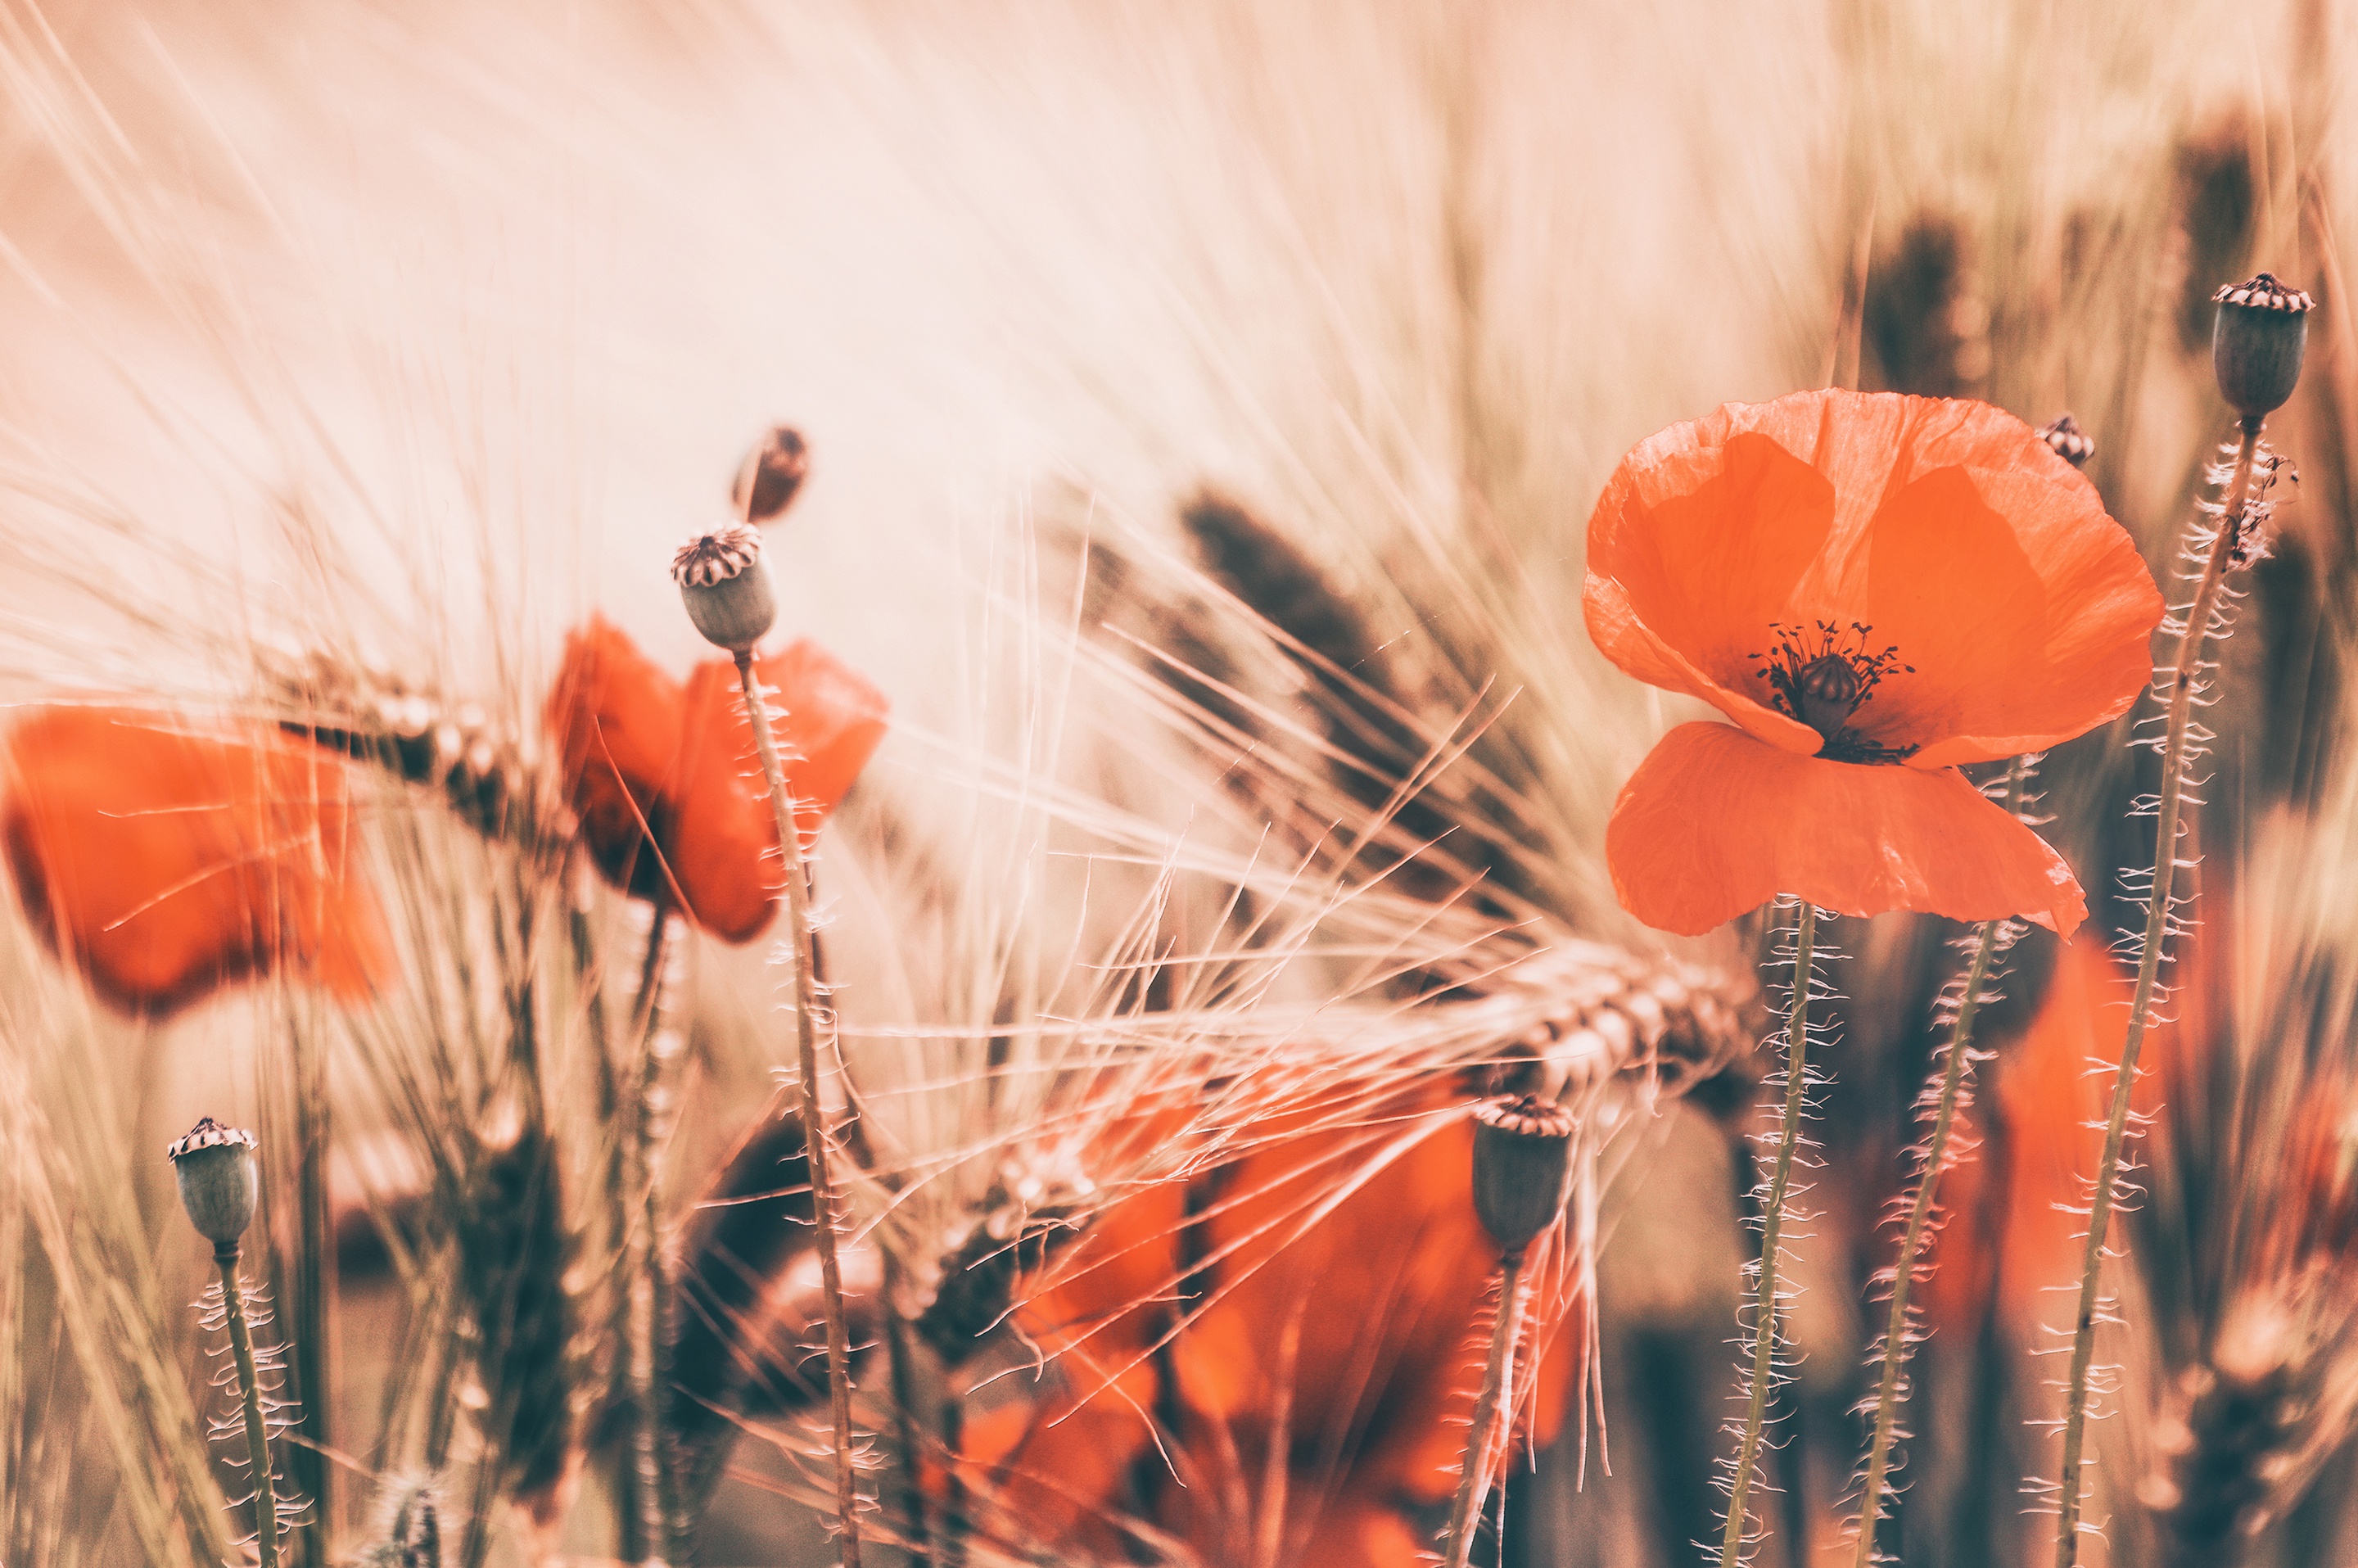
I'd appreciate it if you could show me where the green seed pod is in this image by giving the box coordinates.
[1470,1095,1574,1254]
[731,425,810,525]
[166,1118,259,1246]
[2212,273,2315,420]
[673,524,776,653]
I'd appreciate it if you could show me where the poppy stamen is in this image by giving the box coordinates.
[1750,621,1918,761]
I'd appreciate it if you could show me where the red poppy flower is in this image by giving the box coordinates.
[1585,390,2163,937]
[544,616,888,943]
[2,706,394,1016]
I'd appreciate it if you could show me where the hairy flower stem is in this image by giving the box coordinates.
[2053,419,2263,1568]
[1854,763,2022,1566]
[1720,900,1818,1568]
[732,648,862,1567]
[217,1242,282,1568]
[1441,1247,1530,1568]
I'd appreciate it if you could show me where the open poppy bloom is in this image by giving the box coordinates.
[544,616,888,943]
[953,1084,1581,1568]
[2,706,394,1016]
[1585,390,2163,937]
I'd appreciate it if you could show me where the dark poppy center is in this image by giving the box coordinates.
[1750,621,1918,763]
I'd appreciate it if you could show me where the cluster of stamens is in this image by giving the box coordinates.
[1748,621,1917,762]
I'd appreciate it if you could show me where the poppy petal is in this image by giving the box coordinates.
[1605,721,2086,937]
[3,707,394,1016]
[1585,427,1832,753]
[544,615,685,903]
[667,639,889,944]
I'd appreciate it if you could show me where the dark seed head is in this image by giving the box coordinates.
[673,524,776,653]
[732,426,811,525]
[2212,273,2314,419]
[2037,413,2095,468]
[166,1117,259,1245]
[1796,653,1861,741]
[1470,1095,1574,1254]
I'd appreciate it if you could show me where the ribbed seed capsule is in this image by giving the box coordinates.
[1470,1095,1574,1254]
[673,524,777,653]
[2037,412,2095,468]
[2212,273,2315,419]
[166,1117,259,1245]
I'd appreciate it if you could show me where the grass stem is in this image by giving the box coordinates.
[732,648,863,1567]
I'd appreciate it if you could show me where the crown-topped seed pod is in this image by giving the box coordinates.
[167,1117,260,1246]
[2038,412,2095,468]
[1470,1095,1575,1254]
[731,426,811,525]
[673,524,776,653]
[2213,273,2315,420]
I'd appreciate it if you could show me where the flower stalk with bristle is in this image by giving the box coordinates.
[1851,757,2029,1566]
[2051,274,2314,1568]
[673,526,864,1566]
[1440,1094,1574,1568]
[168,1118,286,1568]
[1719,900,1823,1568]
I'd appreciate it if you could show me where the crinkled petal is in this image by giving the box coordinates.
[1605,722,2086,937]
[544,615,685,902]
[3,707,393,1016]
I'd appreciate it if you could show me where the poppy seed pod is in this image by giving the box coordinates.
[167,1117,259,1246]
[1470,1094,1575,1254]
[673,524,776,653]
[2212,273,2315,420]
[731,425,811,525]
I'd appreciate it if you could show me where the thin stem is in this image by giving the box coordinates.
[1854,756,2021,1564]
[733,648,863,1568]
[1720,900,1819,1568]
[2053,419,2262,1567]
[217,1243,282,1568]
[881,1257,933,1566]
[1442,1248,1529,1568]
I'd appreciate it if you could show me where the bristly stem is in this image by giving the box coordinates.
[217,1242,282,1568]
[1441,1248,1530,1568]
[733,648,863,1568]
[2053,418,2262,1567]
[1854,761,2025,1565]
[1720,899,1819,1568]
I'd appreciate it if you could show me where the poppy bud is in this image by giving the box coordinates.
[673,524,776,653]
[731,426,811,525]
[167,1117,259,1246]
[1470,1095,1574,1254]
[2211,273,2314,420]
[2037,413,2095,468]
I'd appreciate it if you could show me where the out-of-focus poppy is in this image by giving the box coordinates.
[954,1083,1582,1567]
[544,616,888,943]
[1584,390,2163,937]
[2,706,393,1017]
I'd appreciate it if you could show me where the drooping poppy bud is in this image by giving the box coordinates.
[168,1117,260,1246]
[3,707,394,1016]
[2212,273,2315,419]
[731,426,811,525]
[674,525,775,653]
[2037,413,2095,468]
[1469,1095,1574,1254]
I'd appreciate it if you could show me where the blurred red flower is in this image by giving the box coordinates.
[2,706,394,1016]
[544,616,888,943]
[1584,390,2162,937]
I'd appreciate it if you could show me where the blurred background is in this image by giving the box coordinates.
[2,2,2356,1565]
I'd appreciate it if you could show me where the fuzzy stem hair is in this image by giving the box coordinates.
[731,647,864,1567]
[217,1242,284,1568]
[2053,418,2265,1567]
[1441,1247,1530,1568]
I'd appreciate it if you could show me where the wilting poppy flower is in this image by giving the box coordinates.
[544,616,888,943]
[2,706,393,1016]
[1585,390,2163,937]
